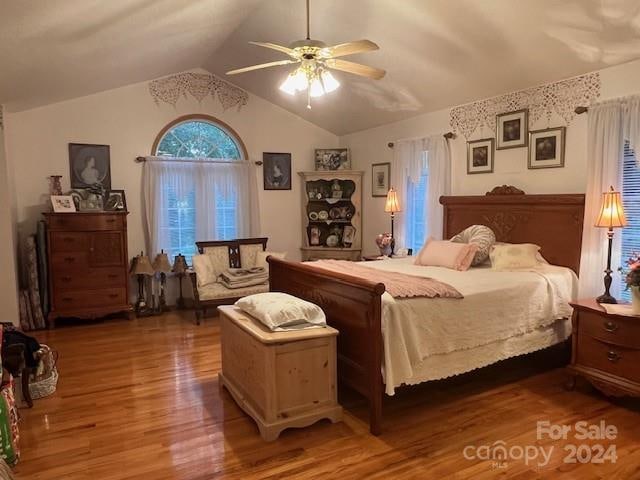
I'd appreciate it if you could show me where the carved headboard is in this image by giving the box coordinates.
[440,191,585,273]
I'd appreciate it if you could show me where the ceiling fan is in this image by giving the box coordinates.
[226,0,385,109]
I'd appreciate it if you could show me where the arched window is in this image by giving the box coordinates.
[147,115,250,261]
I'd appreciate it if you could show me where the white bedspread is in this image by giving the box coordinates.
[358,258,578,395]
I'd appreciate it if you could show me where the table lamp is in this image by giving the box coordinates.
[153,250,172,313]
[172,254,189,310]
[595,186,627,304]
[384,188,401,256]
[130,252,155,315]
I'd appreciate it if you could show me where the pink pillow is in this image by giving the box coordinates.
[414,238,478,271]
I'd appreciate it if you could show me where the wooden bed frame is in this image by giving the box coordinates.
[268,189,585,435]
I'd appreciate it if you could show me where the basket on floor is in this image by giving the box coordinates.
[28,345,59,400]
[29,368,58,400]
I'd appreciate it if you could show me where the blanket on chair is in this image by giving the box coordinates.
[307,260,463,299]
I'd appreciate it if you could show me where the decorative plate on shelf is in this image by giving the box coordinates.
[309,211,319,221]
[318,210,329,221]
[326,234,339,247]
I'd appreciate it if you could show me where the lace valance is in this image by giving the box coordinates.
[149,73,249,111]
[450,72,601,139]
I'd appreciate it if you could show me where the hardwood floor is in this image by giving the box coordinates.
[14,312,640,479]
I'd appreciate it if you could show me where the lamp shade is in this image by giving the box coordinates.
[595,186,627,229]
[172,254,188,274]
[152,250,172,273]
[384,188,401,213]
[131,254,155,275]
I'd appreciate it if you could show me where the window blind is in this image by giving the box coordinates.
[620,141,639,301]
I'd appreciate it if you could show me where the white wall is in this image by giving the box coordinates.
[5,70,338,268]
[341,59,640,255]
[0,122,20,324]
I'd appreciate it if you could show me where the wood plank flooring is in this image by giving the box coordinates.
[13,312,640,479]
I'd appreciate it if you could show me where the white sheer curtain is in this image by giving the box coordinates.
[579,101,624,297]
[142,156,260,258]
[392,134,451,248]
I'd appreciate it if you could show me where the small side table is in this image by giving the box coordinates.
[567,299,640,397]
[218,306,342,441]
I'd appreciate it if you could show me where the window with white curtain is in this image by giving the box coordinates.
[620,141,640,301]
[150,117,245,262]
[404,152,429,253]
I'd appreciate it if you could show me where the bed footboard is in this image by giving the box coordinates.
[268,257,386,435]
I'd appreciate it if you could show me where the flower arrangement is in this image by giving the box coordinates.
[620,252,640,289]
[376,233,393,256]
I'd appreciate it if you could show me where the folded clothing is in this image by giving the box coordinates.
[220,267,268,289]
[235,292,326,331]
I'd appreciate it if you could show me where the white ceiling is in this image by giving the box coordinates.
[2,0,640,135]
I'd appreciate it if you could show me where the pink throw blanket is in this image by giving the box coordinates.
[308,260,463,299]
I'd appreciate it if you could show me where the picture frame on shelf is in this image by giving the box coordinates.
[343,225,356,247]
[263,152,292,190]
[315,148,350,171]
[496,109,528,150]
[104,189,127,211]
[371,162,390,197]
[69,143,111,190]
[467,138,495,174]
[528,127,566,169]
[50,195,76,213]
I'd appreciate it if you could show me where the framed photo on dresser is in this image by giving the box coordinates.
[496,109,528,149]
[467,138,494,174]
[528,127,566,169]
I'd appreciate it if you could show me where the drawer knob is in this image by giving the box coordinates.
[62,276,72,282]
[607,351,620,362]
[64,257,75,263]
[108,293,119,299]
[603,321,619,333]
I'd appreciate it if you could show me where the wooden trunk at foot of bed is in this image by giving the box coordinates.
[269,191,586,436]
[267,257,386,434]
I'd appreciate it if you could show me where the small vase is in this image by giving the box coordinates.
[631,286,640,315]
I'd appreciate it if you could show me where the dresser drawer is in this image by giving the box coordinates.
[579,310,640,348]
[53,268,126,291]
[50,232,88,252]
[576,334,640,382]
[51,252,89,270]
[47,214,124,231]
[54,288,127,310]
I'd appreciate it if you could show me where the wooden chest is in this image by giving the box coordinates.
[44,212,131,327]
[568,299,640,397]
[218,306,342,441]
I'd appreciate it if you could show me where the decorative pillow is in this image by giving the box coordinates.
[490,243,541,271]
[492,242,549,265]
[450,225,496,266]
[255,251,287,270]
[192,254,218,287]
[235,292,326,331]
[414,238,478,271]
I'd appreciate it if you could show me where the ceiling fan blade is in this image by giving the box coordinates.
[322,40,379,58]
[248,41,298,58]
[326,59,386,80]
[226,59,298,75]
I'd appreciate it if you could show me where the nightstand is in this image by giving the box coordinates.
[568,299,640,397]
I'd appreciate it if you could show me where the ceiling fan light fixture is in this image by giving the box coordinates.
[320,70,339,93]
[279,68,308,95]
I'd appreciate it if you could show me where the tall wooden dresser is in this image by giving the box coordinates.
[44,212,131,327]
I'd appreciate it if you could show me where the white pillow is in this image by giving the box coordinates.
[489,242,549,265]
[235,292,326,331]
[255,251,287,270]
[490,243,542,271]
[192,254,219,287]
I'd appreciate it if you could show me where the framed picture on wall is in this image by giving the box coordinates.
[496,109,528,150]
[467,138,494,174]
[528,127,566,169]
[371,162,390,197]
[69,143,111,190]
[315,148,350,170]
[263,152,292,190]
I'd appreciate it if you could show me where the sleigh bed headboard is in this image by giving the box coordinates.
[440,188,585,274]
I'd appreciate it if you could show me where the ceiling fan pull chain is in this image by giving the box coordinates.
[307,88,312,109]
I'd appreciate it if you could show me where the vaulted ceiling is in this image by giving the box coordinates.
[2,0,640,135]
